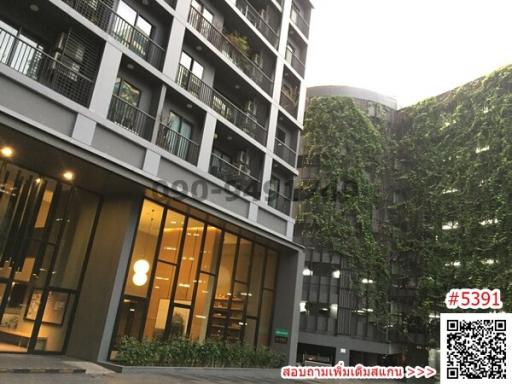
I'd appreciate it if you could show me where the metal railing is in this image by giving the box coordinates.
[233,0,280,48]
[156,123,200,165]
[290,4,310,37]
[274,137,297,166]
[176,65,268,145]
[280,90,298,117]
[188,6,273,94]
[63,0,166,69]
[0,26,94,106]
[209,153,261,198]
[268,189,291,214]
[107,95,155,140]
[286,51,305,77]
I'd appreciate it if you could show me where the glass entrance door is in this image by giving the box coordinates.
[0,162,100,353]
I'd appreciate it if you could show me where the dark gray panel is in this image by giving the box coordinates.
[257,208,287,235]
[92,125,145,169]
[0,74,75,136]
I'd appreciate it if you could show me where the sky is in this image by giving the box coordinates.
[305,0,512,107]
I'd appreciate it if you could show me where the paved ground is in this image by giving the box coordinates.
[0,372,401,384]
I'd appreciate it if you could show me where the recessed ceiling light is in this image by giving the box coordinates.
[186,103,193,109]
[195,45,202,51]
[29,4,39,12]
[234,84,241,89]
[126,63,134,70]
[214,133,218,139]
[227,135,232,140]
[63,171,75,181]
[0,146,14,158]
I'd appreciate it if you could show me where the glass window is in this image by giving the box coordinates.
[50,189,100,290]
[291,3,300,24]
[113,77,141,107]
[247,244,265,317]
[158,209,185,264]
[285,44,295,63]
[243,318,257,345]
[174,218,204,306]
[117,1,137,25]
[123,200,164,298]
[136,16,152,36]
[200,226,222,273]
[179,52,204,79]
[192,0,214,22]
[189,273,214,341]
[257,289,274,347]
[169,306,190,337]
[165,112,193,160]
[143,262,176,340]
[235,239,251,283]
[264,250,278,289]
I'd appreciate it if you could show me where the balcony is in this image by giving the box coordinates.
[176,65,267,145]
[290,4,310,37]
[268,189,291,214]
[188,6,273,94]
[286,51,305,77]
[274,137,297,167]
[0,25,94,106]
[156,123,200,165]
[280,90,298,117]
[107,95,155,140]
[233,0,280,48]
[209,153,261,198]
[63,0,166,69]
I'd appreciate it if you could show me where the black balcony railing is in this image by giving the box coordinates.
[286,52,305,77]
[63,0,165,69]
[234,0,280,48]
[176,65,268,145]
[291,5,310,37]
[268,189,291,214]
[209,153,261,198]
[280,90,298,117]
[188,6,273,94]
[0,25,94,106]
[274,137,297,167]
[107,95,155,140]
[156,123,200,165]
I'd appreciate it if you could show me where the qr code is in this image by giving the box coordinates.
[441,313,512,383]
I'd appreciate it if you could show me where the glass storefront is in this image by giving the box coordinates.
[111,199,279,357]
[0,162,100,353]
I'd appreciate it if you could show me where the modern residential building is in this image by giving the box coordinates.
[295,86,401,366]
[0,0,312,363]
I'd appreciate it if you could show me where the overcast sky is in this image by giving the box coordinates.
[305,0,512,107]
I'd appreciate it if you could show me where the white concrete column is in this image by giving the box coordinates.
[162,0,192,80]
[151,85,167,143]
[89,42,122,117]
[72,114,96,145]
[197,112,216,172]
[260,152,274,204]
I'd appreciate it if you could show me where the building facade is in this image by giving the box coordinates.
[0,0,312,362]
[296,86,401,366]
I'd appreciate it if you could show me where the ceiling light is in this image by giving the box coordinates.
[186,103,193,109]
[127,63,134,70]
[235,84,241,89]
[227,135,232,140]
[62,171,75,181]
[29,4,39,12]
[0,146,14,158]
[195,45,202,51]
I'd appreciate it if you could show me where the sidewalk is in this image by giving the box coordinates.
[0,354,113,374]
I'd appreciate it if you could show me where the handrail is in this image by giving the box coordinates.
[176,65,268,145]
[157,123,200,164]
[209,153,261,197]
[0,25,94,106]
[280,89,299,116]
[107,94,155,139]
[286,51,306,77]
[291,3,310,37]
[188,6,273,94]
[274,137,297,166]
[233,0,280,48]
[268,189,291,213]
[63,0,166,68]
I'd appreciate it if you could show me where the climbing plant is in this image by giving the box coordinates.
[297,96,390,326]
[391,65,512,347]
